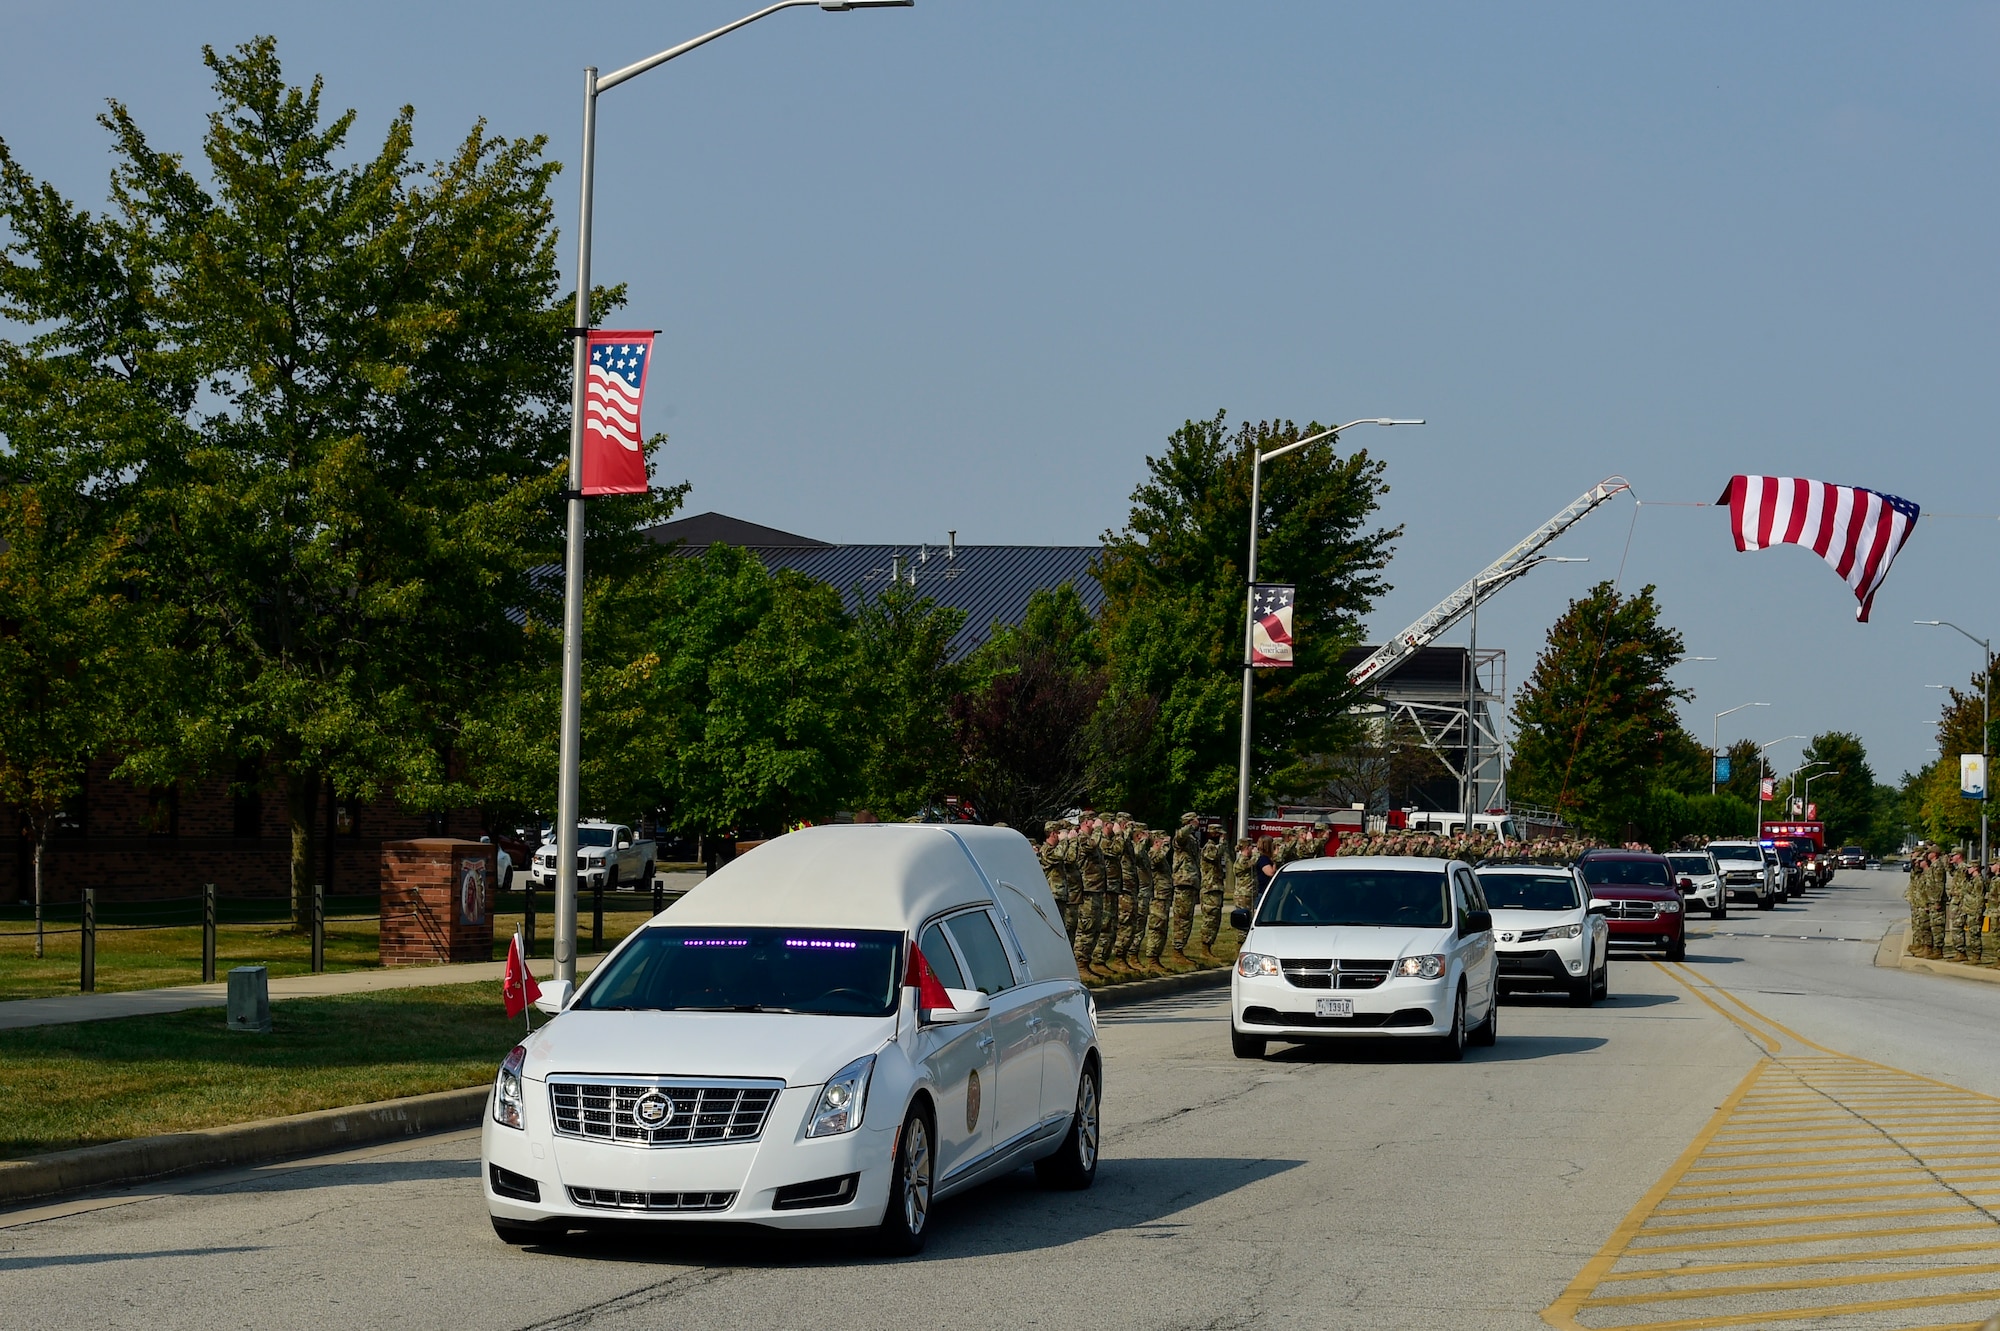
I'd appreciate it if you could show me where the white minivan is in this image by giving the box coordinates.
[482,824,1101,1254]
[1228,856,1499,1060]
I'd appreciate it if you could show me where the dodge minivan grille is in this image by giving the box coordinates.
[1281,958,1393,990]
[548,1076,783,1147]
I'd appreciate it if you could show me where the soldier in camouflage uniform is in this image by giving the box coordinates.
[1142,830,1178,969]
[1128,819,1160,963]
[1169,813,1204,960]
[1980,862,1999,967]
[1906,850,1934,958]
[1921,851,1948,959]
[1073,814,1106,971]
[1942,853,1967,962]
[1058,825,1083,938]
[1093,817,1130,969]
[1040,822,1072,939]
[1198,826,1227,951]
[1232,837,1258,912]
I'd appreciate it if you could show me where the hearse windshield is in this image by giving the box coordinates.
[1254,868,1449,928]
[573,928,903,1017]
[1476,871,1580,911]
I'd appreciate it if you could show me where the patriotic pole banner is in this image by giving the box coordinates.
[1717,475,1920,622]
[1250,584,1297,667]
[581,330,656,495]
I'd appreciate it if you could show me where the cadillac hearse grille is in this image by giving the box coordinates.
[548,1077,783,1147]
[568,1187,735,1212]
[1281,959,1393,990]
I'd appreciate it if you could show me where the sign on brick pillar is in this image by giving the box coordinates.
[379,838,495,966]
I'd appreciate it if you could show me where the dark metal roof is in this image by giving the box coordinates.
[645,516,1103,660]
[646,511,830,549]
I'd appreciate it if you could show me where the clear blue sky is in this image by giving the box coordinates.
[4,1,1994,784]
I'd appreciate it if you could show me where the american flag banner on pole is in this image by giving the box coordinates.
[1717,475,1920,622]
[1250,584,1297,667]
[581,330,655,495]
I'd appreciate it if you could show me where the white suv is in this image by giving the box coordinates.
[1229,856,1499,1061]
[1474,863,1611,1005]
[1707,841,1777,910]
[1666,851,1726,919]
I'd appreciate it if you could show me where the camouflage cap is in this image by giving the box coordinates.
[1181,811,1201,824]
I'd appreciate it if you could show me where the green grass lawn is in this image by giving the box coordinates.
[0,982,526,1159]
[0,897,663,1002]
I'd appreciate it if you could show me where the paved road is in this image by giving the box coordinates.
[5,869,1996,1331]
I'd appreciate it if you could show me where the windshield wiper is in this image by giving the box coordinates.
[670,1004,801,1014]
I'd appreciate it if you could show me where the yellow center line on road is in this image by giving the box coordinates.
[1540,962,2000,1331]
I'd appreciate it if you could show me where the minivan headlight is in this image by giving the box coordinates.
[806,1054,875,1138]
[1237,952,1280,978]
[1396,954,1446,979]
[493,1044,527,1130]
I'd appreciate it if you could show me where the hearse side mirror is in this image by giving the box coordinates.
[922,988,992,1026]
[1229,907,1252,933]
[534,979,573,1015]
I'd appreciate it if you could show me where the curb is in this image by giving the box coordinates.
[1087,965,1230,1008]
[1,969,1231,1212]
[0,1084,490,1210]
[1874,923,2000,987]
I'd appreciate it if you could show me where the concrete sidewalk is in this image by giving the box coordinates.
[0,954,604,1032]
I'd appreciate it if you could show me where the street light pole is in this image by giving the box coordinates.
[1755,735,1806,840]
[1916,620,1992,867]
[1711,702,1770,797]
[553,0,912,987]
[1236,419,1422,842]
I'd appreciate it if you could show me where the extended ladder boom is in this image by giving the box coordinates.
[1348,475,1631,688]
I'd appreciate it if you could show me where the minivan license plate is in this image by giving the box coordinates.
[1315,997,1353,1018]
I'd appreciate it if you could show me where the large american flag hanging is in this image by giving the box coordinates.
[581,330,655,495]
[1717,475,1920,622]
[1250,583,1297,667]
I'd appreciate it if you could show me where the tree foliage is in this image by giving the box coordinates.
[1096,412,1398,819]
[1508,581,1691,841]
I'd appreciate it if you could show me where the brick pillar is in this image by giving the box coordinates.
[380,838,496,966]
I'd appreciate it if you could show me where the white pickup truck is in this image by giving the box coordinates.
[528,823,657,893]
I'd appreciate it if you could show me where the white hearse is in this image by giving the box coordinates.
[482,823,1101,1254]
[1228,855,1499,1061]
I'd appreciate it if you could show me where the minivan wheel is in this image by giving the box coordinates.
[1231,1028,1267,1060]
[876,1105,934,1256]
[1035,1060,1101,1190]
[1470,991,1498,1046]
[1436,988,1466,1062]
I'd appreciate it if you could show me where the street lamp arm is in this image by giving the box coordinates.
[597,0,908,91]
[1915,619,1993,653]
[1257,419,1425,465]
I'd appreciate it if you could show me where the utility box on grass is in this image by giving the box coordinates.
[380,838,496,966]
[227,965,271,1033]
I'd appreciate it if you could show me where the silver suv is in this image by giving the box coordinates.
[1706,841,1776,910]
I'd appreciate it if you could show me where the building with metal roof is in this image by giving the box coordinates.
[645,512,1104,661]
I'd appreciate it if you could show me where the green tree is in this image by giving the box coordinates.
[1096,412,1398,820]
[0,39,659,924]
[1508,581,1690,841]
[1773,732,1875,848]
[849,582,966,819]
[1719,738,1764,807]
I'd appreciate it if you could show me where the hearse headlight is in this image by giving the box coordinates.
[493,1044,527,1130]
[1396,954,1446,979]
[806,1054,875,1138]
[1236,952,1281,978]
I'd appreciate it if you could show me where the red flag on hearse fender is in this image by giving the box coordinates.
[503,930,541,1019]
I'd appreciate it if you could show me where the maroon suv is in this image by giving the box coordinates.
[1577,851,1686,961]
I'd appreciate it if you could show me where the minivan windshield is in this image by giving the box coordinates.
[1710,844,1762,862]
[1476,871,1580,912]
[1580,859,1673,888]
[572,927,902,1016]
[1254,868,1449,928]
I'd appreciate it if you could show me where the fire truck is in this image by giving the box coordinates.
[1761,820,1832,888]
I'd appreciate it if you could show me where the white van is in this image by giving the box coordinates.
[482,824,1101,1254]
